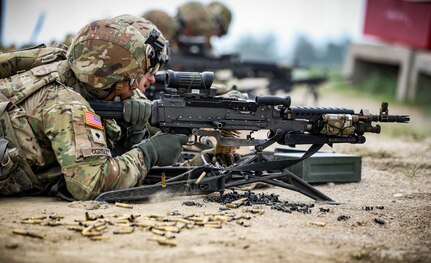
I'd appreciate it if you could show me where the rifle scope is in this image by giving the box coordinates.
[156,70,214,90]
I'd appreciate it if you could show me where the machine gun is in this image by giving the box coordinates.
[91,70,409,203]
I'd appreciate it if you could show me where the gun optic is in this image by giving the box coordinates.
[157,70,214,90]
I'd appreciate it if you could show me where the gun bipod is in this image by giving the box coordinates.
[226,149,337,204]
[95,158,338,204]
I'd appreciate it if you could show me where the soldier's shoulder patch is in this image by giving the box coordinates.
[83,110,104,130]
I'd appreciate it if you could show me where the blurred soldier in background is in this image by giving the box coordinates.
[142,9,178,50]
[206,1,232,38]
[176,1,214,55]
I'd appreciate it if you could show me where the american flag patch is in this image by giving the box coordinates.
[83,110,104,130]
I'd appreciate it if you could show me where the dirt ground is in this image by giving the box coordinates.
[0,84,430,263]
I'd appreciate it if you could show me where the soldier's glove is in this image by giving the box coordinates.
[123,99,151,131]
[135,132,189,168]
[187,148,241,167]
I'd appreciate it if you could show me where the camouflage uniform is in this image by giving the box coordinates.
[0,17,171,200]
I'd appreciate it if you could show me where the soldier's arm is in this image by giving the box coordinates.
[41,88,150,200]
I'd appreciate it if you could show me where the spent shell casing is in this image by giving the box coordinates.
[21,219,43,225]
[195,171,207,185]
[161,173,167,188]
[113,227,135,234]
[63,221,80,226]
[67,226,84,232]
[42,221,63,227]
[204,222,222,228]
[164,231,176,239]
[115,202,133,209]
[95,225,107,232]
[231,198,248,205]
[245,208,265,215]
[134,221,157,228]
[89,235,110,241]
[310,222,326,227]
[12,229,44,239]
[189,216,205,222]
[93,220,107,228]
[234,214,251,220]
[151,228,165,236]
[115,219,130,224]
[161,226,181,233]
[82,225,101,237]
[150,237,177,246]
[176,222,186,229]
[213,215,230,222]
[149,213,165,219]
[24,216,47,221]
[156,222,177,227]
[171,217,193,224]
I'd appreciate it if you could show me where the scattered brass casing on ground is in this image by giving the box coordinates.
[115,202,133,209]
[161,173,167,188]
[12,229,44,239]
[151,228,165,236]
[113,227,135,234]
[150,236,177,246]
[89,235,110,241]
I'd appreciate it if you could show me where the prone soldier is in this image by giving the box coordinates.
[0,16,188,200]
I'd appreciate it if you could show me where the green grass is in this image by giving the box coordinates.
[412,74,431,109]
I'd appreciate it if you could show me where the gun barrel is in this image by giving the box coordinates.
[370,115,410,123]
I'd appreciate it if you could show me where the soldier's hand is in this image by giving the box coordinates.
[136,132,189,168]
[187,148,241,167]
[123,99,151,131]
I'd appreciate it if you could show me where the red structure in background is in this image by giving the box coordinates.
[363,0,431,50]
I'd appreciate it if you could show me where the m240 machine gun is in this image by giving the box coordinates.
[90,70,409,203]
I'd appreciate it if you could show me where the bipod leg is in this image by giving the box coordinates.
[261,170,338,204]
[224,170,337,204]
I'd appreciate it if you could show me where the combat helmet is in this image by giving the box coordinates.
[177,1,213,36]
[142,10,177,42]
[114,15,169,71]
[206,2,232,36]
[67,16,168,99]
